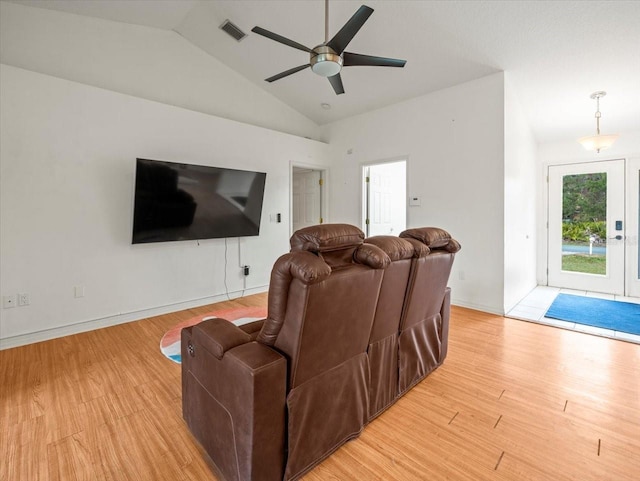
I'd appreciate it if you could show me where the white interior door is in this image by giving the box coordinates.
[363,160,406,237]
[548,160,625,295]
[626,157,640,297]
[292,169,321,233]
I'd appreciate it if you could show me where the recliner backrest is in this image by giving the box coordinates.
[257,224,390,388]
[256,224,390,480]
[397,227,461,394]
[363,235,415,419]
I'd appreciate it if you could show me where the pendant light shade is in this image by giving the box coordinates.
[578,91,619,153]
[577,133,619,152]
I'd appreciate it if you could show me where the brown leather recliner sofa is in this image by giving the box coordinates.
[181,224,460,481]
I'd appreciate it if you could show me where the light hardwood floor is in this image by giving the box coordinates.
[1,295,638,480]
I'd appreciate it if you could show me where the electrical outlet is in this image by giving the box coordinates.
[18,293,30,306]
[3,295,16,309]
[74,286,85,298]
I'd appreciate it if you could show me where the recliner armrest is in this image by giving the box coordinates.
[182,326,287,481]
[193,318,252,360]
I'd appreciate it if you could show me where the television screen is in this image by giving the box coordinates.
[132,158,266,244]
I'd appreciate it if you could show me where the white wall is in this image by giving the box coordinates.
[0,1,320,141]
[503,74,538,312]
[536,130,640,285]
[0,65,331,348]
[322,73,506,314]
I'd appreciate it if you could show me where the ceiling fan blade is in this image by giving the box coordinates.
[251,26,312,53]
[328,73,345,95]
[343,52,406,68]
[265,64,311,83]
[326,5,374,55]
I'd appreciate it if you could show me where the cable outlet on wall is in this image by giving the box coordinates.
[18,293,30,306]
[3,295,16,309]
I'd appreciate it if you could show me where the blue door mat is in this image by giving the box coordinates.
[545,294,640,336]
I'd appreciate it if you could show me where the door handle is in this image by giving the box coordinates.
[608,235,624,240]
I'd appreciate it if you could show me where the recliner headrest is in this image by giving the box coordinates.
[365,236,415,261]
[290,224,364,253]
[400,227,461,253]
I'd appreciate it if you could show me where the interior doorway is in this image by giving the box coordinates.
[291,166,324,234]
[547,158,640,297]
[362,160,406,237]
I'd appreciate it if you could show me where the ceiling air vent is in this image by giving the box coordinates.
[220,19,247,42]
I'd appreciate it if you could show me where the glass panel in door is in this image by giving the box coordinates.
[561,173,607,275]
[548,160,624,295]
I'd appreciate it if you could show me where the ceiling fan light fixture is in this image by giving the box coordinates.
[310,46,343,77]
[577,91,619,153]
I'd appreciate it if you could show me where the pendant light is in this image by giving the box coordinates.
[578,91,619,153]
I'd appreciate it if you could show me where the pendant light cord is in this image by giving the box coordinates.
[595,95,601,135]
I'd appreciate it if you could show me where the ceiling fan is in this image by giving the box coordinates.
[251,0,406,95]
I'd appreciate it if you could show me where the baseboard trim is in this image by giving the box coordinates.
[0,285,268,351]
[451,299,504,316]
[3,291,503,350]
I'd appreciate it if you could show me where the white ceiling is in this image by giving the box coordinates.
[7,0,640,143]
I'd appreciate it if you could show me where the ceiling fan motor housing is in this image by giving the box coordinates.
[310,45,343,77]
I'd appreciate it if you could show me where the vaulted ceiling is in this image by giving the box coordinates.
[6,0,640,144]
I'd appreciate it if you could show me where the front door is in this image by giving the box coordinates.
[548,160,625,295]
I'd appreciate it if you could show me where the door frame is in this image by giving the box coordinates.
[626,157,640,297]
[360,156,408,237]
[289,161,329,236]
[543,157,630,295]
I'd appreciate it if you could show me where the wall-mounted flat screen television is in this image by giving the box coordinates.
[132,158,267,244]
